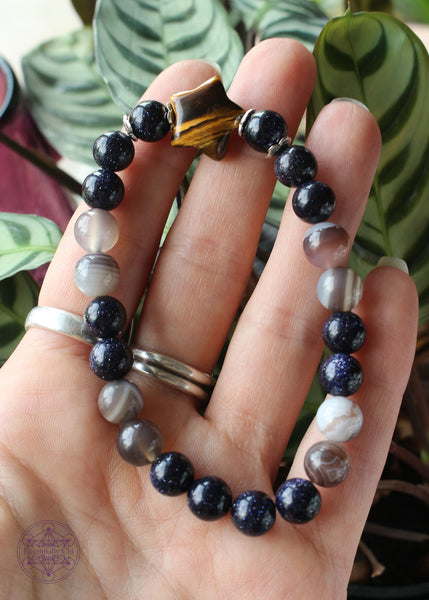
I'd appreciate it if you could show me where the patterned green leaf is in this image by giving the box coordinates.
[94,0,244,113]
[307,11,429,322]
[231,0,328,50]
[0,272,39,366]
[0,213,62,281]
[22,27,121,164]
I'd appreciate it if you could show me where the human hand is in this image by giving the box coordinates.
[0,39,418,599]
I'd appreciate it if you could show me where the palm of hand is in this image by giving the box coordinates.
[0,39,417,600]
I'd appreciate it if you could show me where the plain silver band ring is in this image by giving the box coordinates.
[25,306,98,345]
[132,347,215,388]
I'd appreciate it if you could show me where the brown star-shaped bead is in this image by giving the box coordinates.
[169,76,244,161]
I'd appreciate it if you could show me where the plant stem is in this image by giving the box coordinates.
[0,130,82,195]
[390,441,429,483]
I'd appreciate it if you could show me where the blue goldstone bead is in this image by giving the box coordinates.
[319,353,363,396]
[292,181,336,223]
[274,145,317,187]
[150,452,194,496]
[322,312,366,354]
[276,478,321,524]
[187,476,232,521]
[82,169,125,210]
[231,490,276,536]
[84,296,127,338]
[93,131,135,172]
[242,110,287,153]
[129,100,170,142]
[89,338,133,380]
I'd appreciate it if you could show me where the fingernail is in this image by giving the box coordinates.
[198,59,222,77]
[330,97,369,112]
[377,256,409,274]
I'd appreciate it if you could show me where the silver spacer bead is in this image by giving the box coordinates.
[123,114,137,141]
[266,136,292,158]
[237,109,255,138]
[166,102,176,129]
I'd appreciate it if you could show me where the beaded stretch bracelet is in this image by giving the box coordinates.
[72,75,366,535]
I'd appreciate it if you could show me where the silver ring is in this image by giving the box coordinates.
[132,347,215,388]
[131,357,209,400]
[25,306,98,345]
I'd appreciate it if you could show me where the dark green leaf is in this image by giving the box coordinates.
[94,0,244,113]
[307,11,429,322]
[0,272,39,366]
[232,0,328,50]
[0,213,62,281]
[22,27,121,164]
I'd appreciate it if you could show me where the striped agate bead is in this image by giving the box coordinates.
[98,380,143,424]
[317,267,363,311]
[74,253,120,297]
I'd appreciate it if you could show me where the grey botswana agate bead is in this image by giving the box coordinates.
[98,380,143,424]
[317,267,363,312]
[116,419,164,466]
[304,441,351,487]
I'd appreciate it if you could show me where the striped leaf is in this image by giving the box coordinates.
[231,0,328,49]
[307,11,429,322]
[0,272,39,366]
[22,27,121,164]
[0,213,62,281]
[94,0,244,113]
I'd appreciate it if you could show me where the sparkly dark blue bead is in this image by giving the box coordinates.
[84,296,127,338]
[150,452,194,496]
[292,181,336,223]
[276,478,321,524]
[242,110,287,153]
[82,169,124,210]
[89,338,133,380]
[322,312,366,354]
[319,353,363,396]
[129,100,170,142]
[93,131,135,172]
[187,476,232,521]
[274,145,317,187]
[231,490,276,536]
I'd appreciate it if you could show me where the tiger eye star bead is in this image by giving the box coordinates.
[169,76,243,160]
